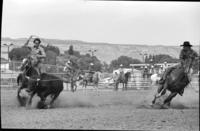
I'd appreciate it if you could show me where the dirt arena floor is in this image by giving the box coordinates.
[1,85,199,130]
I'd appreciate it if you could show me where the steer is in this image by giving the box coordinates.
[26,73,64,109]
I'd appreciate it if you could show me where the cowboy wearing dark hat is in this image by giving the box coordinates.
[30,38,46,75]
[179,41,198,65]
[158,41,198,96]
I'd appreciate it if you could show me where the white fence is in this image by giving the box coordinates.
[1,61,199,91]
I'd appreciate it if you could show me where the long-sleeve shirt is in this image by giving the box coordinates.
[179,48,198,61]
[179,48,198,67]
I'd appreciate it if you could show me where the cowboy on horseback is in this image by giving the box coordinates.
[64,60,73,74]
[20,37,46,75]
[119,64,124,76]
[29,38,46,75]
[162,62,168,72]
[158,41,198,96]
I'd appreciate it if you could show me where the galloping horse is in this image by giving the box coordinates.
[17,57,39,106]
[114,72,131,91]
[152,57,194,108]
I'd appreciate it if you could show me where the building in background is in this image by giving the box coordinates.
[1,58,9,72]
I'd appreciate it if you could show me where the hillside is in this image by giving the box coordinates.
[1,37,199,64]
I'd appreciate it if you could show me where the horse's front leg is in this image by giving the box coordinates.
[152,82,167,104]
[115,82,118,91]
[74,82,77,91]
[122,83,125,90]
[162,92,177,109]
[26,91,36,109]
[37,94,47,109]
[85,80,87,89]
[71,81,74,92]
[17,86,24,105]
[125,83,128,90]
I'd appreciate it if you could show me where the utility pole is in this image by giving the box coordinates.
[139,52,148,63]
[88,49,97,57]
[88,49,97,71]
[3,43,13,62]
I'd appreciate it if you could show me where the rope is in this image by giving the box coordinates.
[25,72,80,82]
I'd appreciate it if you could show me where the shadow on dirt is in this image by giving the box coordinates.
[136,86,199,110]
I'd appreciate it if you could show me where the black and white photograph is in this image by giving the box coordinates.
[1,0,199,130]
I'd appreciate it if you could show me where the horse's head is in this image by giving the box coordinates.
[20,57,31,71]
[20,56,39,77]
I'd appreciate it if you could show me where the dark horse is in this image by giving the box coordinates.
[17,58,39,106]
[152,57,194,108]
[114,72,131,91]
[17,72,28,106]
[18,57,64,109]
[143,68,150,79]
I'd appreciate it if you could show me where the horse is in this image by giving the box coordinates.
[63,69,79,92]
[17,57,39,106]
[142,68,149,79]
[68,69,83,92]
[152,57,194,108]
[81,71,101,89]
[18,57,64,109]
[114,72,131,91]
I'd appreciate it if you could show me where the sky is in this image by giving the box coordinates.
[2,0,200,46]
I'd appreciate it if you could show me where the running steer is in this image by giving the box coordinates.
[26,73,63,109]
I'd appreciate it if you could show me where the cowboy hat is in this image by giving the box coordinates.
[180,41,192,47]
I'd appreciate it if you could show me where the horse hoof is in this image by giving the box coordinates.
[37,101,47,109]
[47,105,51,109]
[162,104,170,109]
[26,105,32,110]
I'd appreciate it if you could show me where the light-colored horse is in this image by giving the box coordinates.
[81,71,101,89]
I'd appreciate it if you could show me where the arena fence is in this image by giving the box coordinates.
[1,61,199,91]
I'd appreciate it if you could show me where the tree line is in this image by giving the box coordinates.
[8,44,199,73]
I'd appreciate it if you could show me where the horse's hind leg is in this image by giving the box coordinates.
[48,93,60,109]
[17,87,24,106]
[115,82,119,91]
[26,91,36,109]
[74,83,77,91]
[125,83,128,90]
[162,92,177,108]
